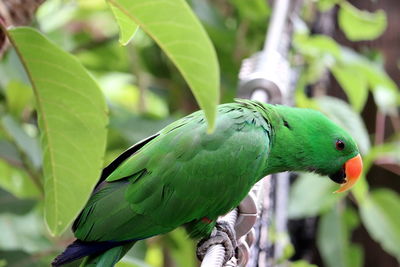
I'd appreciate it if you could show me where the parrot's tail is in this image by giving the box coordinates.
[52,239,134,267]
[81,242,135,267]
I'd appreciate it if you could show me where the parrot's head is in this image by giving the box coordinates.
[267,104,363,193]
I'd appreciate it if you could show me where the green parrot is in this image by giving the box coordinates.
[52,99,362,266]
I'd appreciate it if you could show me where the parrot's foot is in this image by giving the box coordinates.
[196,221,237,264]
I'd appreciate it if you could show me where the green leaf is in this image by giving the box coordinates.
[338,2,387,41]
[288,172,342,219]
[294,34,341,60]
[0,160,39,198]
[317,206,363,267]
[166,228,197,267]
[108,3,138,45]
[316,96,371,155]
[317,0,340,12]
[6,27,108,236]
[290,260,318,267]
[107,0,219,131]
[229,0,270,23]
[331,64,368,112]
[360,188,400,261]
[0,212,51,252]
[336,48,399,114]
[0,250,43,267]
[0,188,36,215]
[5,81,33,119]
[2,115,41,169]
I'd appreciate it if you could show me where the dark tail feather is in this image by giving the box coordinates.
[81,242,135,267]
[52,239,130,267]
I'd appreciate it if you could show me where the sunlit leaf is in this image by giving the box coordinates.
[7,27,108,235]
[5,81,33,119]
[107,0,219,131]
[337,48,399,114]
[331,65,368,112]
[360,189,400,261]
[338,2,387,41]
[290,260,318,267]
[316,96,370,155]
[317,0,340,12]
[294,34,341,60]
[99,73,169,119]
[288,173,342,219]
[108,4,138,45]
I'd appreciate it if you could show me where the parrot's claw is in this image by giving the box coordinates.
[196,221,237,264]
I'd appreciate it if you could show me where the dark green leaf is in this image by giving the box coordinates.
[288,173,342,219]
[1,115,41,169]
[0,188,36,215]
[360,189,400,261]
[317,206,363,267]
[0,250,44,267]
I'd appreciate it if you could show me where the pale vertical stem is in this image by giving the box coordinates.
[375,111,386,145]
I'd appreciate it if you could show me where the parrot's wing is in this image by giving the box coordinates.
[98,133,159,185]
[74,104,272,242]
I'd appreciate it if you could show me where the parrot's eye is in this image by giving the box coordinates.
[336,140,345,151]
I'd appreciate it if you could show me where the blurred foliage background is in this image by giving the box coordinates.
[0,0,399,267]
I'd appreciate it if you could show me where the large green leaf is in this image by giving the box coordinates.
[6,27,108,235]
[288,173,342,219]
[360,189,400,261]
[107,0,219,131]
[317,206,363,267]
[331,64,368,112]
[338,2,387,41]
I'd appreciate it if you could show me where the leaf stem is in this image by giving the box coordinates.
[374,111,385,145]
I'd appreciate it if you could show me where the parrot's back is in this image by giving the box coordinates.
[54,100,275,266]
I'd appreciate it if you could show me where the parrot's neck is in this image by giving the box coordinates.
[261,109,313,176]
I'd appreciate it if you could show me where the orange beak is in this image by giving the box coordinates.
[334,154,363,193]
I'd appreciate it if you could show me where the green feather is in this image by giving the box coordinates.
[55,99,360,266]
